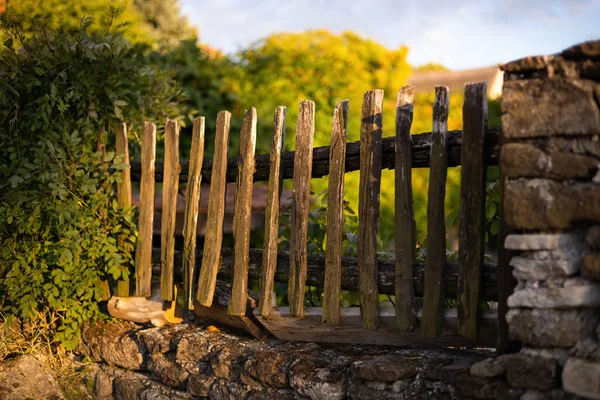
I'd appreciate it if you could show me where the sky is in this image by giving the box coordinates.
[180,0,600,70]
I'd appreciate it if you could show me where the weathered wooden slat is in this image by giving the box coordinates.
[255,307,497,348]
[421,86,450,338]
[394,86,416,332]
[358,90,384,329]
[96,126,111,301]
[258,106,287,317]
[229,109,258,316]
[153,247,499,300]
[160,120,180,301]
[322,100,349,326]
[116,123,132,297]
[129,129,501,183]
[458,83,488,340]
[192,280,269,340]
[182,117,206,310]
[197,111,231,306]
[288,100,315,317]
[135,122,157,297]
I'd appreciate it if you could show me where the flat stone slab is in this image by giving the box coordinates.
[504,180,600,230]
[505,233,583,251]
[507,281,600,308]
[562,357,600,399]
[510,257,580,281]
[501,143,599,180]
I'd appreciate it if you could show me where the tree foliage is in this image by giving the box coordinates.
[0,14,182,349]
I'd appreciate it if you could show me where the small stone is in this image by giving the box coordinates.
[504,233,583,251]
[470,357,505,378]
[241,349,291,389]
[520,348,570,366]
[187,373,215,397]
[505,354,558,391]
[0,355,66,400]
[148,353,189,390]
[501,79,600,139]
[571,338,600,362]
[94,368,113,399]
[562,357,600,399]
[504,180,600,230]
[289,357,347,400]
[507,281,600,308]
[588,226,600,250]
[506,309,597,347]
[351,356,416,382]
[582,253,600,281]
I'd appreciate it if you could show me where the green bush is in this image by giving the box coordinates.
[0,12,182,349]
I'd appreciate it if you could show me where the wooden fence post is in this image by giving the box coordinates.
[358,89,384,329]
[288,100,315,317]
[160,120,180,301]
[229,108,258,316]
[395,86,416,332]
[197,111,231,306]
[96,126,111,301]
[135,122,156,297]
[258,106,287,317]
[458,82,488,339]
[322,100,349,326]
[182,117,205,310]
[116,123,132,297]
[421,86,450,338]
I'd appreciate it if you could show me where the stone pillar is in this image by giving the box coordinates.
[471,41,600,399]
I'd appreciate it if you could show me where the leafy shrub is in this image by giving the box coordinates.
[0,12,182,349]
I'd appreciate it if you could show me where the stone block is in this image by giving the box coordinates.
[501,143,599,180]
[500,56,552,72]
[588,226,600,250]
[507,281,600,308]
[289,357,347,400]
[502,79,600,139]
[504,233,583,251]
[351,356,416,382]
[505,354,558,391]
[562,357,600,399]
[571,339,600,363]
[510,257,579,281]
[506,309,597,347]
[583,253,600,281]
[504,180,600,230]
[470,357,506,378]
[187,373,215,397]
[561,40,600,60]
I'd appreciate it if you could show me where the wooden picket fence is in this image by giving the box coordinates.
[113,83,500,348]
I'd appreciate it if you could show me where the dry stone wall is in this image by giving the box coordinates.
[472,40,600,400]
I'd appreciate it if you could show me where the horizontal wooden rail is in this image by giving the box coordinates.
[150,247,498,301]
[255,307,498,348]
[130,128,500,183]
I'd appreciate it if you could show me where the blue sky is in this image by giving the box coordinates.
[180,0,600,70]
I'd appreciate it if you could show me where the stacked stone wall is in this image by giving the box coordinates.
[471,40,600,399]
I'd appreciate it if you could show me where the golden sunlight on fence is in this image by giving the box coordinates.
[116,82,499,348]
